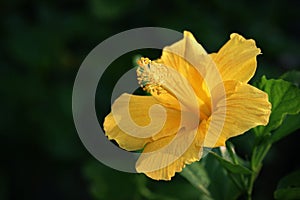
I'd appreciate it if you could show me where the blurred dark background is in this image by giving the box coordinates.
[1,0,299,199]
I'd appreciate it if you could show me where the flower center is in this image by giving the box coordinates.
[136,57,168,95]
[136,57,201,121]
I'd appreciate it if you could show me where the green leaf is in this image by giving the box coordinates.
[83,160,143,200]
[209,150,252,175]
[203,155,242,200]
[277,169,300,189]
[271,113,300,143]
[136,176,177,200]
[274,169,300,200]
[84,160,200,200]
[280,70,300,87]
[181,161,212,198]
[274,188,300,200]
[254,76,300,137]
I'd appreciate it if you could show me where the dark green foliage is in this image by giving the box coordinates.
[1,0,299,200]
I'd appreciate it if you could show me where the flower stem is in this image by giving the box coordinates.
[247,141,272,199]
[247,164,261,200]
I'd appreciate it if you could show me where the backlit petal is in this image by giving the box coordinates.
[104,113,152,151]
[159,31,207,93]
[211,33,261,83]
[156,31,212,117]
[136,127,203,180]
[203,81,271,147]
[104,93,182,151]
[163,31,207,61]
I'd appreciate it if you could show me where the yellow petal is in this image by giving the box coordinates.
[211,33,261,83]
[104,113,152,151]
[163,31,207,60]
[154,31,212,117]
[150,92,181,111]
[136,127,203,180]
[159,31,207,95]
[104,93,182,151]
[203,81,271,147]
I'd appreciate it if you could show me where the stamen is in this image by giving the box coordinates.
[136,57,168,95]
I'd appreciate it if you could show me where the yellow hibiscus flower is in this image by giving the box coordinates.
[103,31,271,180]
